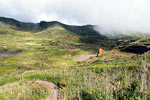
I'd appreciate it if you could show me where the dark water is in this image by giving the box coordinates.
[0,50,22,58]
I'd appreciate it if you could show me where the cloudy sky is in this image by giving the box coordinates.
[0,0,150,34]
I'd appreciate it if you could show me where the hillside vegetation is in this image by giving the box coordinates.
[0,17,150,100]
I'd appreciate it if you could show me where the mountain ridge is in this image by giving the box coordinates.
[0,16,99,35]
[0,16,117,50]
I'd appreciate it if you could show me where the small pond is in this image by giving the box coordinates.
[0,50,22,58]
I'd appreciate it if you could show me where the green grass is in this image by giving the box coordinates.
[0,80,48,100]
[0,26,80,76]
[0,24,150,99]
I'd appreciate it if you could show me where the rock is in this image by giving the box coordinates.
[110,50,116,54]
[84,57,97,63]
[97,48,104,56]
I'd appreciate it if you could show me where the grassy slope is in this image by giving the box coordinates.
[0,22,150,99]
[0,25,80,76]
[0,80,48,100]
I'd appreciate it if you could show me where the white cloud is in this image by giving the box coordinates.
[0,0,150,34]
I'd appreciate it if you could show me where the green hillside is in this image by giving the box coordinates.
[0,17,150,100]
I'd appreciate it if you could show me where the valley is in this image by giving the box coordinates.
[0,17,150,100]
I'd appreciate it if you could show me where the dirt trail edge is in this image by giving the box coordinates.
[36,80,57,100]
[72,54,97,61]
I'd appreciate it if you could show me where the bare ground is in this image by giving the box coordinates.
[72,54,97,61]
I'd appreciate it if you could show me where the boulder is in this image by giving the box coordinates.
[97,48,104,56]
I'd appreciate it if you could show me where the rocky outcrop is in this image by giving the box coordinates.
[97,48,104,56]
[84,57,97,63]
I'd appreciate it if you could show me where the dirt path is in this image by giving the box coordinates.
[36,80,57,100]
[72,54,97,61]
